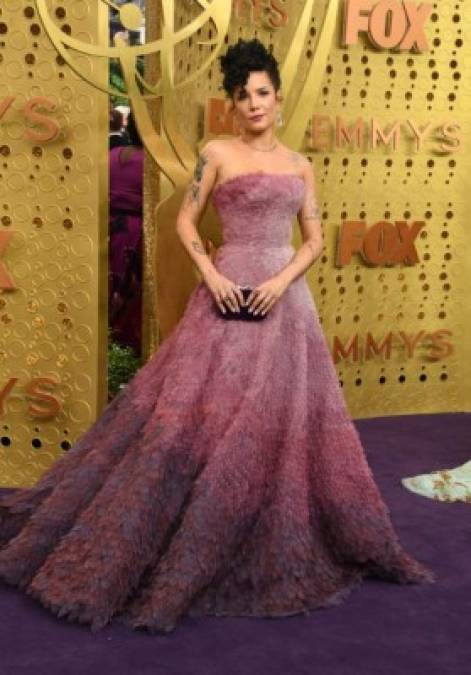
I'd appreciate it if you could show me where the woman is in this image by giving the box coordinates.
[0,38,436,635]
[108,111,144,357]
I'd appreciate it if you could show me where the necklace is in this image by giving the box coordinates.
[239,137,278,152]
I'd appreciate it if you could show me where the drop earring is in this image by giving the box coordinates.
[276,109,283,127]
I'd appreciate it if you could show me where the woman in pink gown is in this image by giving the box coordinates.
[0,38,435,634]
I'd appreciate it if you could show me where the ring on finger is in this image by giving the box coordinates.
[257,299,272,314]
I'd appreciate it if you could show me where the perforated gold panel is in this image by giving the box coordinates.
[303,0,471,417]
[0,0,108,487]
[145,0,471,418]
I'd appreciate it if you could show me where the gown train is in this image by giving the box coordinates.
[0,173,436,633]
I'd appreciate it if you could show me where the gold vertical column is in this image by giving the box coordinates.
[142,0,163,357]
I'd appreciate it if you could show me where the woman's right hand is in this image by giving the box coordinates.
[203,270,245,314]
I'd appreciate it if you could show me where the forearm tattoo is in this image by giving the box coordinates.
[191,240,207,256]
[185,152,208,206]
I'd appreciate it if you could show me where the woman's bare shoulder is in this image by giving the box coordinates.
[197,138,240,179]
[199,137,238,157]
[278,146,310,171]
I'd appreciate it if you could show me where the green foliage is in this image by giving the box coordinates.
[109,56,145,108]
[107,327,141,400]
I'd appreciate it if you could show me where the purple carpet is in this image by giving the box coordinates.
[0,412,469,675]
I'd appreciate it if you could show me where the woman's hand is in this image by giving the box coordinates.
[246,275,290,316]
[203,270,245,314]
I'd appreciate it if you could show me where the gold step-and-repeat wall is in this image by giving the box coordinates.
[1,1,470,487]
[0,0,109,486]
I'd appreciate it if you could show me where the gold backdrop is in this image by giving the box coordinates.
[0,1,108,487]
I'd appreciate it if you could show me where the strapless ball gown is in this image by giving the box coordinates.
[0,173,436,634]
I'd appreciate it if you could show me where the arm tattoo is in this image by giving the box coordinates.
[303,197,321,221]
[291,153,319,220]
[185,152,209,206]
[194,152,208,181]
[191,240,207,256]
[186,182,200,204]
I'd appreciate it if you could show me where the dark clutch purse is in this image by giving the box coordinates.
[217,286,266,321]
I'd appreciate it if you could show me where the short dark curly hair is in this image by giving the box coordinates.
[218,38,281,99]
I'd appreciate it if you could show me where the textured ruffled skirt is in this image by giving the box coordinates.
[0,246,436,633]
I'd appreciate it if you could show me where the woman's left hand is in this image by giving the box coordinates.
[245,275,290,316]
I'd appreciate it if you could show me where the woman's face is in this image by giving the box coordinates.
[231,70,280,133]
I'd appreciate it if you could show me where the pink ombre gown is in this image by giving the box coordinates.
[0,173,436,633]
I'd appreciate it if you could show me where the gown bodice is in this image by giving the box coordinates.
[210,172,306,287]
[211,172,305,248]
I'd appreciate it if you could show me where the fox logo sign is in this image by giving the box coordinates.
[336,220,425,267]
[343,0,433,52]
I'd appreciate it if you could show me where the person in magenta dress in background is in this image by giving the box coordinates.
[109,106,129,150]
[0,38,436,635]
[108,111,143,356]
